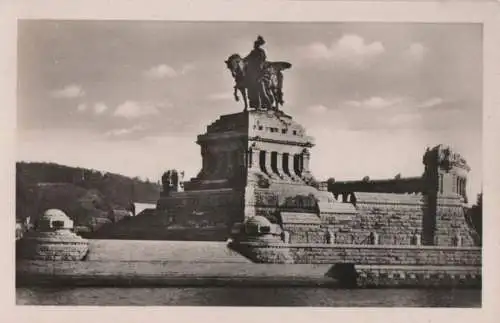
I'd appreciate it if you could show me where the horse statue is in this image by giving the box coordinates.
[225,54,291,111]
[225,36,292,111]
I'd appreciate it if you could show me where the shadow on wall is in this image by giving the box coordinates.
[325,264,357,288]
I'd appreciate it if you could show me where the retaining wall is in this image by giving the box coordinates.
[233,242,482,266]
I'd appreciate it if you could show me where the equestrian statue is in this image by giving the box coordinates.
[225,36,292,111]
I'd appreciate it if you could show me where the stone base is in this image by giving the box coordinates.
[230,241,482,265]
[354,265,481,288]
[157,188,244,238]
[16,231,89,261]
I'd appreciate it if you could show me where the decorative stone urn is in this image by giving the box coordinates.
[16,209,89,261]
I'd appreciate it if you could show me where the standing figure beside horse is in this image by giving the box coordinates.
[225,36,292,111]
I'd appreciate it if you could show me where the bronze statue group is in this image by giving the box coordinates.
[225,36,292,111]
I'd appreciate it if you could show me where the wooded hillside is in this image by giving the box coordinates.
[16,162,161,230]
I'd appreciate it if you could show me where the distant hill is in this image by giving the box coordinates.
[16,162,161,230]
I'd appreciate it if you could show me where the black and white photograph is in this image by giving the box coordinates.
[6,0,499,313]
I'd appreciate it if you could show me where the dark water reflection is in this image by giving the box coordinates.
[17,287,481,307]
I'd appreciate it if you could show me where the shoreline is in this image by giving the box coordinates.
[16,260,481,289]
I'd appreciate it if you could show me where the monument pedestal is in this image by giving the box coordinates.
[156,109,356,241]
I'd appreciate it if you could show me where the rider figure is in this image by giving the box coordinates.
[245,36,268,109]
[245,36,267,74]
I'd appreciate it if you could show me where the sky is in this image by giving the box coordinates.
[16,20,483,202]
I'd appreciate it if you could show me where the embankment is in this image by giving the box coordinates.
[16,240,482,288]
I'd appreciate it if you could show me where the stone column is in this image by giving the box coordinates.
[248,148,261,172]
[275,152,288,180]
[302,149,311,175]
[292,154,303,178]
[288,153,299,180]
[265,150,277,179]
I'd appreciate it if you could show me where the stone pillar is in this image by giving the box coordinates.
[369,231,379,245]
[265,150,277,179]
[412,233,421,246]
[275,152,288,180]
[288,153,299,180]
[248,148,261,172]
[293,154,303,178]
[298,154,304,175]
[325,229,334,244]
[281,230,290,243]
[302,149,311,175]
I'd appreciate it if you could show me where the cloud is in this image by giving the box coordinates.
[144,64,178,79]
[207,92,233,101]
[344,97,405,110]
[76,103,87,112]
[104,124,146,137]
[299,96,447,133]
[307,104,329,114]
[416,97,444,109]
[299,34,385,68]
[180,63,196,75]
[50,84,85,98]
[113,100,161,119]
[343,96,443,111]
[385,112,422,127]
[93,102,108,115]
[144,63,195,79]
[405,42,428,61]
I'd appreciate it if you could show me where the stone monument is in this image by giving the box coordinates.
[156,36,356,241]
[16,209,89,261]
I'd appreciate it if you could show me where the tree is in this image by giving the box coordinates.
[472,193,482,236]
[466,192,482,245]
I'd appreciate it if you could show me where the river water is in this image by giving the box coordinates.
[16,240,482,307]
[16,287,481,307]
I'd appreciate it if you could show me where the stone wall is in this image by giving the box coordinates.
[322,192,476,247]
[327,176,423,195]
[283,224,324,244]
[289,244,481,265]
[158,188,244,231]
[353,265,481,288]
[233,241,482,266]
[319,193,425,245]
[434,196,476,247]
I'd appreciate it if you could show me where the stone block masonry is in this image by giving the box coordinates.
[228,242,481,287]
[234,242,481,266]
[320,192,476,247]
[354,265,481,288]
